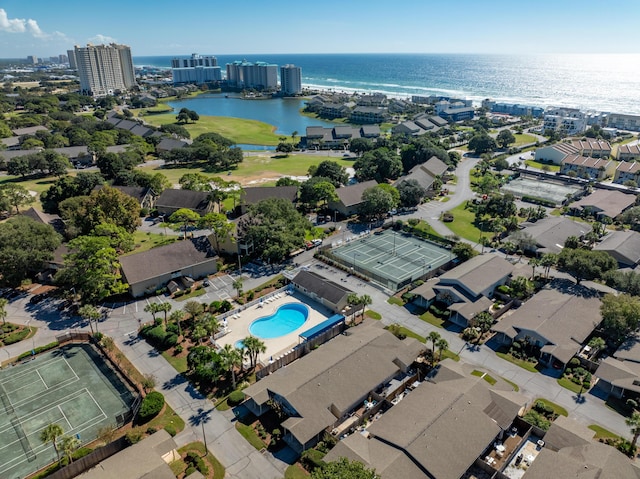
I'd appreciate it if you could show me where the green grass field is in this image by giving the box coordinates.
[496,351,540,373]
[588,424,620,440]
[535,398,568,417]
[444,203,482,242]
[512,133,537,146]
[524,159,560,172]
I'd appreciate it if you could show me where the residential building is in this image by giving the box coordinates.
[156,137,188,153]
[543,108,587,135]
[290,270,354,314]
[225,60,278,90]
[171,53,221,85]
[410,254,514,327]
[328,180,378,216]
[67,49,77,69]
[319,103,350,119]
[304,125,380,149]
[236,185,298,215]
[155,189,213,216]
[392,115,444,136]
[437,101,475,122]
[614,160,640,185]
[280,64,302,95]
[593,230,640,268]
[74,43,136,97]
[119,237,217,298]
[505,217,592,255]
[171,53,217,68]
[94,185,156,211]
[393,156,449,191]
[325,360,528,479]
[492,280,602,369]
[617,143,640,161]
[607,113,640,132]
[569,189,636,221]
[534,143,580,165]
[242,321,423,453]
[559,154,616,180]
[595,332,640,399]
[483,100,544,118]
[571,139,612,158]
[349,106,388,124]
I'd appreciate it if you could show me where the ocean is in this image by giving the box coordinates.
[134,53,640,116]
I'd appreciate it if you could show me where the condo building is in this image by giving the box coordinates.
[280,64,302,95]
[171,53,221,85]
[226,60,278,90]
[74,43,136,97]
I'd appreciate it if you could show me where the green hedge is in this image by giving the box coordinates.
[3,328,30,345]
[227,390,245,406]
[16,341,59,361]
[137,391,165,423]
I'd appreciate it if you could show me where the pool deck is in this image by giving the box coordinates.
[213,291,334,365]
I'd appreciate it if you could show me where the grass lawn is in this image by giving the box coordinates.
[139,153,354,186]
[136,112,281,145]
[557,377,586,394]
[235,421,266,450]
[496,351,540,373]
[535,398,568,417]
[501,377,520,392]
[419,310,445,328]
[471,369,497,385]
[410,219,444,238]
[147,402,186,434]
[127,231,177,255]
[444,203,482,242]
[0,174,70,210]
[365,310,381,320]
[588,425,621,440]
[524,160,560,172]
[285,464,310,478]
[177,441,226,479]
[161,351,188,373]
[385,325,426,343]
[175,288,207,302]
[441,349,460,362]
[387,297,404,306]
[512,133,537,146]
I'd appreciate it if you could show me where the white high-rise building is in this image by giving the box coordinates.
[67,49,77,69]
[171,54,221,84]
[280,64,302,95]
[226,60,278,90]
[74,43,137,97]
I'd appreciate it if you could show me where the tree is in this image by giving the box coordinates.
[291,130,298,144]
[626,411,640,455]
[353,148,403,183]
[179,172,212,191]
[60,435,80,464]
[312,457,380,479]
[55,235,128,304]
[169,208,201,239]
[79,304,101,334]
[184,300,204,321]
[396,179,427,207]
[158,302,172,327]
[359,186,395,220]
[601,293,640,344]
[169,309,184,338]
[0,216,61,286]
[428,331,441,366]
[40,423,64,463]
[540,253,557,279]
[144,302,163,324]
[276,142,294,154]
[312,160,349,187]
[0,297,7,325]
[452,242,476,262]
[528,257,541,279]
[557,248,617,284]
[220,343,243,389]
[243,336,266,369]
[436,338,449,361]
[347,293,361,325]
[469,132,497,154]
[496,129,516,148]
[232,278,244,298]
[0,183,34,215]
[472,311,494,344]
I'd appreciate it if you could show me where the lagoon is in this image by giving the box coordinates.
[166,93,335,136]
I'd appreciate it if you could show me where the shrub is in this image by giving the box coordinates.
[166,323,179,335]
[185,451,209,475]
[219,300,232,313]
[185,466,196,476]
[174,345,183,355]
[408,218,420,227]
[568,357,580,367]
[137,391,165,423]
[144,325,167,346]
[301,449,326,471]
[174,290,184,298]
[163,333,178,348]
[228,390,245,406]
[126,428,144,444]
[462,327,480,341]
[146,426,157,434]
[17,341,58,360]
[164,424,177,436]
[3,328,30,344]
[210,300,222,312]
[247,291,255,301]
[72,447,92,460]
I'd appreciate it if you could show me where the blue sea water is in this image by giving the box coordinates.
[135,53,640,115]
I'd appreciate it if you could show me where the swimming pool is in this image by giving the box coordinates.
[249,303,309,339]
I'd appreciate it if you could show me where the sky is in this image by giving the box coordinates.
[1,0,640,58]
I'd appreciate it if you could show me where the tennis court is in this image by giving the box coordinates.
[331,230,453,290]
[0,344,137,479]
[501,176,582,205]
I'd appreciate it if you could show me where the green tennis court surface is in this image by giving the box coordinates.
[332,230,454,290]
[0,344,136,479]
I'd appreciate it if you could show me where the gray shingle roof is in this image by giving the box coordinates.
[571,189,636,219]
[241,186,298,206]
[292,270,352,305]
[509,217,592,254]
[594,230,640,267]
[334,180,378,207]
[438,254,514,298]
[155,189,210,211]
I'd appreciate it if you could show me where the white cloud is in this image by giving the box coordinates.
[88,34,117,44]
[0,8,69,42]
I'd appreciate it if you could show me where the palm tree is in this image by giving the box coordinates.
[479,236,491,254]
[243,336,266,369]
[184,300,204,322]
[220,344,243,389]
[78,304,101,335]
[169,309,184,338]
[346,293,361,325]
[0,298,7,325]
[358,294,372,318]
[202,314,221,339]
[232,278,244,299]
[473,311,494,344]
[144,302,163,323]
[528,257,541,280]
[540,253,557,279]
[40,423,64,463]
[291,130,298,144]
[158,302,172,327]
[60,435,80,464]
[191,324,208,344]
[428,331,441,366]
[626,411,640,455]
[436,338,449,362]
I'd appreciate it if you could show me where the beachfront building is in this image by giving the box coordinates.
[74,43,136,97]
[280,64,302,95]
[226,60,278,90]
[481,99,545,118]
[614,160,640,185]
[570,139,612,158]
[304,125,380,150]
[559,154,616,180]
[543,108,587,136]
[607,113,640,132]
[617,143,640,161]
[171,53,221,85]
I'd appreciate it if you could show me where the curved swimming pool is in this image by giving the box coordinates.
[249,303,309,339]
